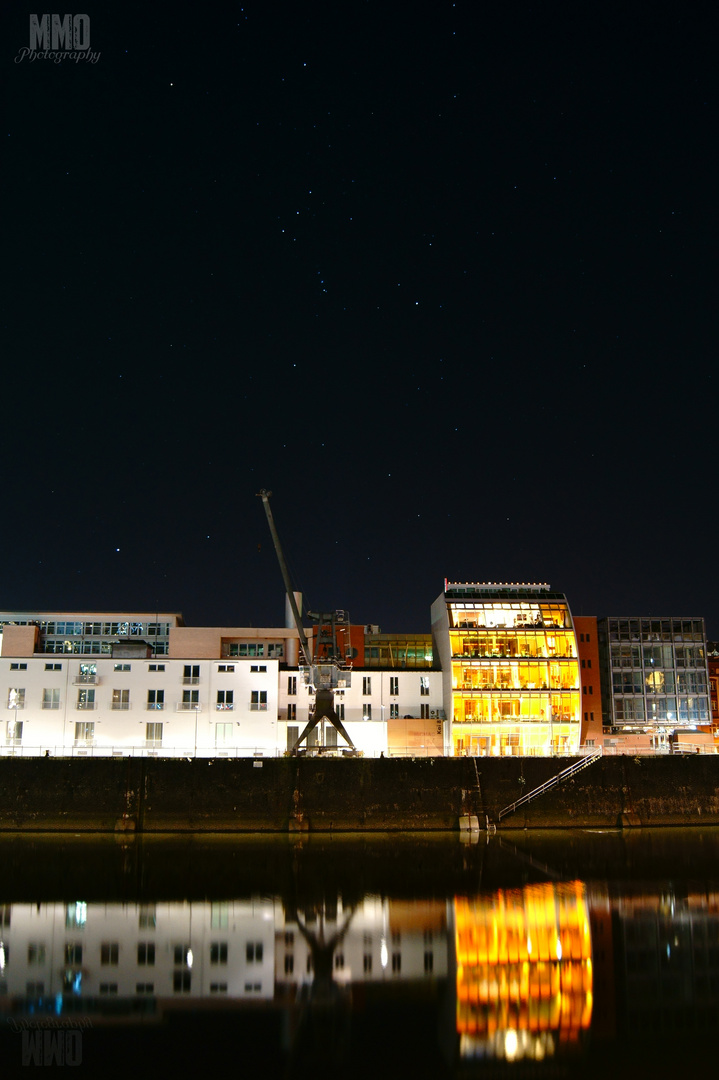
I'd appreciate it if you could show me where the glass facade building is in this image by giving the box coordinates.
[431,584,581,757]
[598,617,710,744]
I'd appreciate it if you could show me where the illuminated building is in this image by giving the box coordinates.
[453,881,592,1061]
[431,583,581,757]
[598,617,711,751]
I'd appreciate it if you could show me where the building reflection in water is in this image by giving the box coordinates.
[454,881,592,1062]
[2,879,719,1072]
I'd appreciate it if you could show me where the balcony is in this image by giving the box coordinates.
[146,703,165,711]
[73,675,99,685]
[249,703,268,711]
[41,701,61,710]
[76,701,96,711]
[182,677,200,685]
[111,701,131,711]
[216,703,234,711]
[176,702,202,712]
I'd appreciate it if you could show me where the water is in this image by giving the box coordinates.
[1,828,719,1076]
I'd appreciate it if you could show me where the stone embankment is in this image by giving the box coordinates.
[1,755,719,831]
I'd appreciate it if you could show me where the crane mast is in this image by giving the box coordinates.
[257,490,358,756]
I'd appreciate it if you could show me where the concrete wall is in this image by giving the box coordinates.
[2,756,719,832]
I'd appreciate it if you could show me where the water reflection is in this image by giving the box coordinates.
[2,830,719,1075]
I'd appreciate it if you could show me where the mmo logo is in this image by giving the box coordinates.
[15,14,101,64]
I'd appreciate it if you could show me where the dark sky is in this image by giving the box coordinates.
[3,4,717,635]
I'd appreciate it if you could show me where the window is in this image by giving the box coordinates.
[65,944,83,965]
[74,721,94,744]
[334,953,344,969]
[100,943,119,965]
[288,676,297,695]
[420,676,430,696]
[148,664,165,673]
[392,953,401,973]
[10,663,27,671]
[7,688,25,709]
[210,982,228,993]
[99,983,118,994]
[28,944,46,965]
[65,902,86,929]
[77,688,95,710]
[113,664,131,672]
[363,954,372,973]
[287,703,296,721]
[26,981,45,996]
[362,704,372,721]
[246,942,264,962]
[284,954,294,974]
[336,703,345,721]
[424,952,434,973]
[389,677,399,695]
[390,704,399,719]
[215,722,234,745]
[183,665,200,684]
[211,904,229,929]
[112,689,130,710]
[250,665,267,673]
[45,663,62,671]
[174,945,192,966]
[363,677,372,695]
[268,643,283,658]
[250,691,267,711]
[137,943,155,965]
[146,722,163,745]
[587,659,592,668]
[136,983,154,994]
[582,659,586,668]
[218,665,234,673]
[147,689,164,710]
[210,943,228,965]
[42,688,60,710]
[181,690,199,708]
[216,690,234,710]
[420,704,430,719]
[139,905,156,929]
[173,971,191,992]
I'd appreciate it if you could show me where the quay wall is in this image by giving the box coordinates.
[1,756,719,832]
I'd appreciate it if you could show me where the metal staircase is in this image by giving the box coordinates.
[497,750,603,823]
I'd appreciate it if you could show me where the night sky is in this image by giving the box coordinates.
[3,4,717,635]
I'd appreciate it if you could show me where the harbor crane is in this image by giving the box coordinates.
[257,490,358,756]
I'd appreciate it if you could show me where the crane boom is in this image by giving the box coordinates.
[257,489,311,665]
[257,490,358,755]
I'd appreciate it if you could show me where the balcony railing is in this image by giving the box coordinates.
[182,677,200,685]
[111,701,131,711]
[76,701,96,710]
[146,702,165,710]
[216,703,234,711]
[73,675,98,685]
[176,702,202,711]
[41,701,61,710]
[249,703,268,711]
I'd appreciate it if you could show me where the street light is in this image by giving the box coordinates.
[194,704,200,758]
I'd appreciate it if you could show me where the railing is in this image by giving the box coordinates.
[497,750,603,822]
[75,702,96,710]
[182,677,200,685]
[110,702,131,711]
[0,744,281,758]
[176,702,201,711]
[146,703,165,710]
[216,703,234,711]
[73,675,98,685]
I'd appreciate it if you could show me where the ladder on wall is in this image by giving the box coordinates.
[497,750,603,824]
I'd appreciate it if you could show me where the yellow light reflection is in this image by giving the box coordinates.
[455,881,592,1060]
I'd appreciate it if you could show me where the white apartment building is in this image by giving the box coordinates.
[0,611,444,758]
